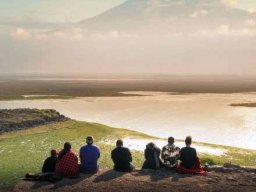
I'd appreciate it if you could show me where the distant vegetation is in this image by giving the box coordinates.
[230,103,256,107]
[0,109,68,134]
[1,77,256,100]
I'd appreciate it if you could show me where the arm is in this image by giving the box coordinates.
[98,148,100,159]
[161,147,165,160]
[144,149,148,160]
[42,158,48,172]
[127,149,132,162]
[111,150,114,162]
[79,148,83,163]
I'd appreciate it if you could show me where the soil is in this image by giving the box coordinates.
[13,165,256,192]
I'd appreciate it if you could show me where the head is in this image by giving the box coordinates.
[185,136,192,146]
[86,136,94,145]
[58,142,71,160]
[146,142,156,149]
[116,139,123,147]
[64,142,71,151]
[168,137,174,145]
[50,149,57,157]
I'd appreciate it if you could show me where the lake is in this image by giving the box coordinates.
[1,92,256,149]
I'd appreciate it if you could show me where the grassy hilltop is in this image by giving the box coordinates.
[0,109,256,191]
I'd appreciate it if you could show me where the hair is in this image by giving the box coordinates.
[185,136,192,146]
[58,142,71,160]
[168,137,174,145]
[146,142,156,150]
[116,139,123,147]
[86,136,94,145]
[51,149,57,157]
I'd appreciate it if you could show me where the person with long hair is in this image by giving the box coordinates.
[55,142,79,178]
[142,142,163,170]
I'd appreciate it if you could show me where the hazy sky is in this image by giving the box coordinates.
[0,0,255,22]
[0,0,126,22]
[0,0,256,75]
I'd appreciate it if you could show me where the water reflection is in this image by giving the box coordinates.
[0,92,256,149]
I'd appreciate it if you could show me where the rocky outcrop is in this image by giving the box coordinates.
[0,109,69,134]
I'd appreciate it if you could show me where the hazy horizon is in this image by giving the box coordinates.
[1,0,256,75]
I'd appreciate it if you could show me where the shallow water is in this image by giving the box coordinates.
[103,138,226,156]
[1,92,256,150]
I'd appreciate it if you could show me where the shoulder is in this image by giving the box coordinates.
[80,145,86,152]
[44,157,51,162]
[180,147,186,151]
[92,145,100,152]
[70,150,77,156]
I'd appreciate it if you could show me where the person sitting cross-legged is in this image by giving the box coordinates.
[42,149,58,173]
[142,142,163,170]
[161,137,180,169]
[176,136,207,174]
[80,136,100,173]
[55,142,79,178]
[25,149,61,182]
[111,139,135,172]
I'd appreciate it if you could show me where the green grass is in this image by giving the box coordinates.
[0,121,149,190]
[0,121,256,191]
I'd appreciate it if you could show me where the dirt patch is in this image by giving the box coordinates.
[13,166,256,192]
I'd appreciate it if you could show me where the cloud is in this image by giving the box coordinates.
[196,25,256,37]
[11,28,31,39]
[221,0,239,7]
[217,25,230,35]
[190,10,208,18]
[245,19,256,27]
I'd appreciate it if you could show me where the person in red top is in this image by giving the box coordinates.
[55,142,79,178]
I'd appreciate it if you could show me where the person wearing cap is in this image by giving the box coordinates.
[111,140,134,172]
[42,149,58,173]
[79,136,100,173]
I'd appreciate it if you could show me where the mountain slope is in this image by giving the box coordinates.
[78,0,255,33]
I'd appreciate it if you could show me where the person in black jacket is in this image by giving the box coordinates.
[42,149,58,173]
[176,136,207,174]
[111,140,134,172]
[142,142,163,170]
[179,136,197,169]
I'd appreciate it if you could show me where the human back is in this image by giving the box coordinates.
[55,142,79,178]
[80,136,100,173]
[180,146,197,169]
[162,137,180,169]
[111,140,133,172]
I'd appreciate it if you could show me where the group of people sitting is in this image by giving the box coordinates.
[27,135,206,181]
[141,136,206,174]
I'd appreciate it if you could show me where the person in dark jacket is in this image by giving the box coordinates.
[142,142,163,170]
[42,149,58,173]
[111,140,134,172]
[179,136,197,169]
